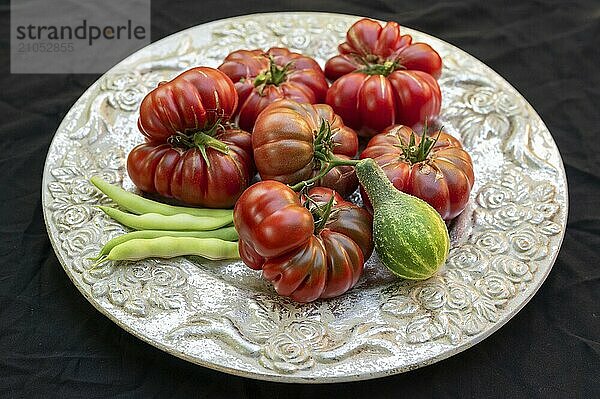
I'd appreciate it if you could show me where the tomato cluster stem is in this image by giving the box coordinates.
[289,156,359,192]
[289,118,360,192]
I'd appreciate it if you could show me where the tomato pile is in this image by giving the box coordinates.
[119,18,475,303]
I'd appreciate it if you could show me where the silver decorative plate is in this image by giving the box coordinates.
[42,12,568,383]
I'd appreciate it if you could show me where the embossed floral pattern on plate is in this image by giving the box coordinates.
[42,12,567,383]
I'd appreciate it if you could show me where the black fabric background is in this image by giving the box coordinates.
[1,0,599,398]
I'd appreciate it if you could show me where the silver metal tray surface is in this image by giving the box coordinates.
[42,12,568,383]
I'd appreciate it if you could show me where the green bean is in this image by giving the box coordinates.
[90,176,233,218]
[100,237,240,262]
[91,226,239,261]
[99,206,232,231]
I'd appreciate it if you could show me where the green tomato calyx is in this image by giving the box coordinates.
[254,55,293,91]
[359,57,405,76]
[288,119,360,192]
[304,193,337,234]
[394,124,442,165]
[167,119,230,166]
[313,119,337,162]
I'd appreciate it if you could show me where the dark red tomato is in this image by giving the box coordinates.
[252,99,359,197]
[360,125,475,220]
[127,126,254,208]
[128,66,254,208]
[234,183,373,302]
[234,180,314,260]
[137,67,238,143]
[218,47,328,132]
[324,18,442,136]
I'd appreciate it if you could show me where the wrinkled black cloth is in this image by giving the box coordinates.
[0,0,598,398]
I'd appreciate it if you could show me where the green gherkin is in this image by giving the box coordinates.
[355,158,450,279]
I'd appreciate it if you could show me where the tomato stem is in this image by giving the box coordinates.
[359,59,404,76]
[313,119,337,156]
[193,132,230,166]
[308,194,336,234]
[289,118,359,191]
[167,119,230,166]
[289,156,359,192]
[253,55,292,92]
[394,122,442,164]
[193,132,229,154]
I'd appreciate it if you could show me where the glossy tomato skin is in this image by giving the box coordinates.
[137,67,238,143]
[360,125,475,220]
[252,99,359,197]
[218,47,328,132]
[127,127,254,208]
[233,180,314,259]
[325,20,442,79]
[324,19,442,136]
[234,183,373,302]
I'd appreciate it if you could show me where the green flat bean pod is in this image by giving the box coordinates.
[100,237,240,263]
[91,226,239,261]
[90,176,233,218]
[99,206,233,231]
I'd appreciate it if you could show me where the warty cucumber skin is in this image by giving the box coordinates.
[355,158,450,280]
[373,198,450,279]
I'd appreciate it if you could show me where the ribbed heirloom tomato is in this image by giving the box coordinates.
[252,99,359,197]
[360,125,475,220]
[325,18,442,136]
[234,181,373,302]
[127,67,254,208]
[218,47,329,131]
